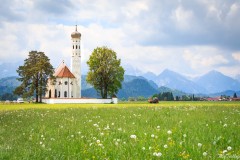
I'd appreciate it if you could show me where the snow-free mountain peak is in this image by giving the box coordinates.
[194,70,240,93]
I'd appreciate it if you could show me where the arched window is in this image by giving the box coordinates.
[79,45,80,49]
[65,81,68,85]
[49,89,51,98]
[73,45,74,49]
[54,89,57,98]
[64,91,67,98]
[76,45,77,49]
[58,91,60,97]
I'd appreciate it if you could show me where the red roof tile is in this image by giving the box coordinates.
[55,65,75,78]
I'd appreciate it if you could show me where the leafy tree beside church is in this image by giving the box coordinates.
[87,46,124,98]
[14,51,55,102]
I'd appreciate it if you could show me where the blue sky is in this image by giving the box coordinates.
[0,0,240,78]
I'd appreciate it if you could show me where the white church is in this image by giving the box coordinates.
[43,26,117,104]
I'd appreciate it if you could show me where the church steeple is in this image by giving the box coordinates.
[71,25,81,98]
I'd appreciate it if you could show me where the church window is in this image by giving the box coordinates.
[65,81,68,85]
[64,91,67,98]
[49,90,51,98]
[76,45,77,49]
[55,89,57,98]
[73,45,74,49]
[58,91,60,97]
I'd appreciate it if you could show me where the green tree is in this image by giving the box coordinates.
[233,92,237,98]
[87,46,124,98]
[137,96,146,101]
[0,93,17,101]
[14,51,55,102]
[128,97,135,101]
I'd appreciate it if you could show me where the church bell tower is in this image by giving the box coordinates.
[71,25,81,98]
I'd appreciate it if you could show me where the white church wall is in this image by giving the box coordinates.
[42,98,117,104]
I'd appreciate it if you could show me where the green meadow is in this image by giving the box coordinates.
[0,102,240,159]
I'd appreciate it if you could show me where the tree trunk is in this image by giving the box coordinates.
[39,72,43,103]
[35,74,39,103]
[104,84,108,99]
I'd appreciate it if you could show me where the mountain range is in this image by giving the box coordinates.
[141,69,240,94]
[0,68,239,99]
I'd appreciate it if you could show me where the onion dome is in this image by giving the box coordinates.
[71,25,81,38]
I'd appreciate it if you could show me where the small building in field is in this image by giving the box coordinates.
[231,98,240,101]
[45,61,77,98]
[43,25,117,104]
[206,97,219,101]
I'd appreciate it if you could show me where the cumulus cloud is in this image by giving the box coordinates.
[232,52,240,61]
[0,0,240,77]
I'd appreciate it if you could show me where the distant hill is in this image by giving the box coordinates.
[154,69,206,94]
[82,75,159,99]
[0,62,20,79]
[158,86,186,97]
[194,70,240,93]
[235,74,240,83]
[117,79,158,98]
[209,90,240,97]
[0,76,20,96]
[141,69,240,94]
[81,75,92,90]
[1,71,239,100]
[141,72,157,81]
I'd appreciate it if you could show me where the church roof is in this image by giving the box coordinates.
[54,61,75,78]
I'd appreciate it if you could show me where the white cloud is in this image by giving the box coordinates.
[183,46,229,72]
[232,52,240,61]
[122,0,149,19]
[0,0,240,78]
[171,6,194,31]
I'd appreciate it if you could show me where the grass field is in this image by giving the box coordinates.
[0,102,240,159]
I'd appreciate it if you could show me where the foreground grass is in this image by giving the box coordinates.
[0,102,240,159]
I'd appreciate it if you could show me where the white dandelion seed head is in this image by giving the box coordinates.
[153,152,162,157]
[130,135,137,139]
[96,140,100,144]
[223,150,227,154]
[164,144,168,148]
[198,143,202,147]
[203,152,207,156]
[151,134,155,138]
[227,146,232,151]
[142,147,145,150]
[183,134,187,138]
[157,126,160,129]
[167,130,172,135]
[223,124,227,127]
